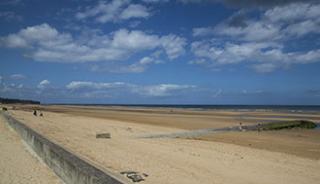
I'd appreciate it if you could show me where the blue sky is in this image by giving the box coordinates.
[0,0,320,104]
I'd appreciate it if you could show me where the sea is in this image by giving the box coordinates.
[53,104,320,112]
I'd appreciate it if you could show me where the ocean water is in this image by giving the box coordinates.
[55,104,320,112]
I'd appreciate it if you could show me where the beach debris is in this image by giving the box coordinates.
[33,110,37,116]
[39,112,43,117]
[2,107,8,111]
[96,133,111,139]
[120,171,146,182]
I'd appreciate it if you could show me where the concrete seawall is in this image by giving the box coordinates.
[1,112,126,184]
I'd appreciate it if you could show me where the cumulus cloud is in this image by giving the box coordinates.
[37,80,50,89]
[191,39,320,72]
[190,2,320,73]
[120,4,150,19]
[0,24,186,64]
[75,0,150,23]
[193,3,320,41]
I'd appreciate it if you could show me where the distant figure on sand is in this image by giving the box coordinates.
[33,110,37,116]
[258,123,262,132]
[239,122,243,131]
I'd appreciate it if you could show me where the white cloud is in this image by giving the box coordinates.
[37,80,50,89]
[191,40,282,64]
[215,21,280,42]
[75,0,150,23]
[66,81,195,97]
[111,29,158,50]
[193,2,320,42]
[0,24,186,64]
[190,2,320,72]
[10,74,26,80]
[191,39,320,69]
[264,3,320,23]
[90,52,164,73]
[192,27,215,37]
[133,84,195,97]
[120,4,150,20]
[66,81,126,90]
[115,56,163,73]
[160,35,187,59]
[284,20,320,37]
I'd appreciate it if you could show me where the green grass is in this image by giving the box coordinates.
[260,120,317,130]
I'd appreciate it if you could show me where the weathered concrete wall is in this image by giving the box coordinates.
[1,112,126,184]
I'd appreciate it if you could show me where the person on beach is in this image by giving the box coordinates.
[33,110,37,116]
[258,123,262,132]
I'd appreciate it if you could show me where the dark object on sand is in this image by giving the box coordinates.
[120,171,138,175]
[128,174,144,182]
[96,133,111,139]
[2,107,8,111]
[260,120,317,130]
[142,173,149,177]
[120,171,145,182]
[39,112,43,117]
[33,110,37,116]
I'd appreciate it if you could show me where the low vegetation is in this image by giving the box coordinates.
[0,97,40,104]
[260,120,317,130]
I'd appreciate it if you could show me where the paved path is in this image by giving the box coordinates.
[0,114,62,184]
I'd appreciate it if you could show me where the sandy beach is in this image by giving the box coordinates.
[0,105,318,184]
[0,113,61,184]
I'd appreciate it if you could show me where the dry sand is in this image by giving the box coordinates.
[0,114,61,184]
[4,105,320,184]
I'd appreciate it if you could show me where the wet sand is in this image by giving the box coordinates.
[0,114,61,184]
[4,105,320,184]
